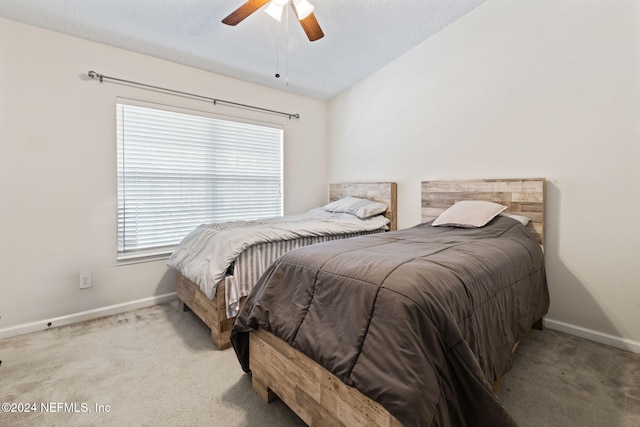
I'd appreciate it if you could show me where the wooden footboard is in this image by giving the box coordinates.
[176,272,237,350]
[249,328,402,427]
[248,322,543,425]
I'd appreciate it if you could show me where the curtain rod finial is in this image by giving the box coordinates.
[88,71,103,82]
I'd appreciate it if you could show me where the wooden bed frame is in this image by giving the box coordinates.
[175,182,397,350]
[247,178,546,426]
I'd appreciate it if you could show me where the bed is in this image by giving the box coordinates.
[169,182,397,350]
[230,178,548,426]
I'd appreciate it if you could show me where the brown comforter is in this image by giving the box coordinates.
[231,216,549,426]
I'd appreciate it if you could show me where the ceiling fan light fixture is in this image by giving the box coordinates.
[292,0,314,20]
[265,1,285,21]
[223,0,323,42]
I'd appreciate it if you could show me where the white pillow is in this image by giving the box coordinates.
[499,212,531,226]
[431,200,507,228]
[323,197,387,219]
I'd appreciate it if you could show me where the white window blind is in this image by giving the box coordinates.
[116,102,283,260]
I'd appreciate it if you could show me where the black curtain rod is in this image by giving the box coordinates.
[86,71,300,120]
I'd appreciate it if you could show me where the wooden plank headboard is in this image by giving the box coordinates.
[329,182,398,231]
[421,178,545,246]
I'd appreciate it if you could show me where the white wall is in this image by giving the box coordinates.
[0,18,328,335]
[328,0,640,351]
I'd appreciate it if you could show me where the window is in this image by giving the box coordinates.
[116,100,283,260]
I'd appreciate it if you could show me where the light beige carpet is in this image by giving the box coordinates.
[1,301,638,426]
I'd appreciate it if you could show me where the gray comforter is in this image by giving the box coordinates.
[231,216,549,426]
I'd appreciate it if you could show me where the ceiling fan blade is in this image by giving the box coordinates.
[298,12,324,42]
[222,0,271,26]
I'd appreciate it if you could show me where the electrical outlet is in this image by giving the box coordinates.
[79,271,92,289]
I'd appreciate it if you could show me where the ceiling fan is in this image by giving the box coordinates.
[222,0,324,42]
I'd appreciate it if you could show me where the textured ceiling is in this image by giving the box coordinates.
[0,0,486,100]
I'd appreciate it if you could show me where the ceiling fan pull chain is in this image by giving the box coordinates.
[275,17,280,79]
[285,5,289,86]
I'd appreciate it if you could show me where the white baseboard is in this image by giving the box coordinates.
[3,299,638,355]
[0,292,177,340]
[544,318,640,354]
